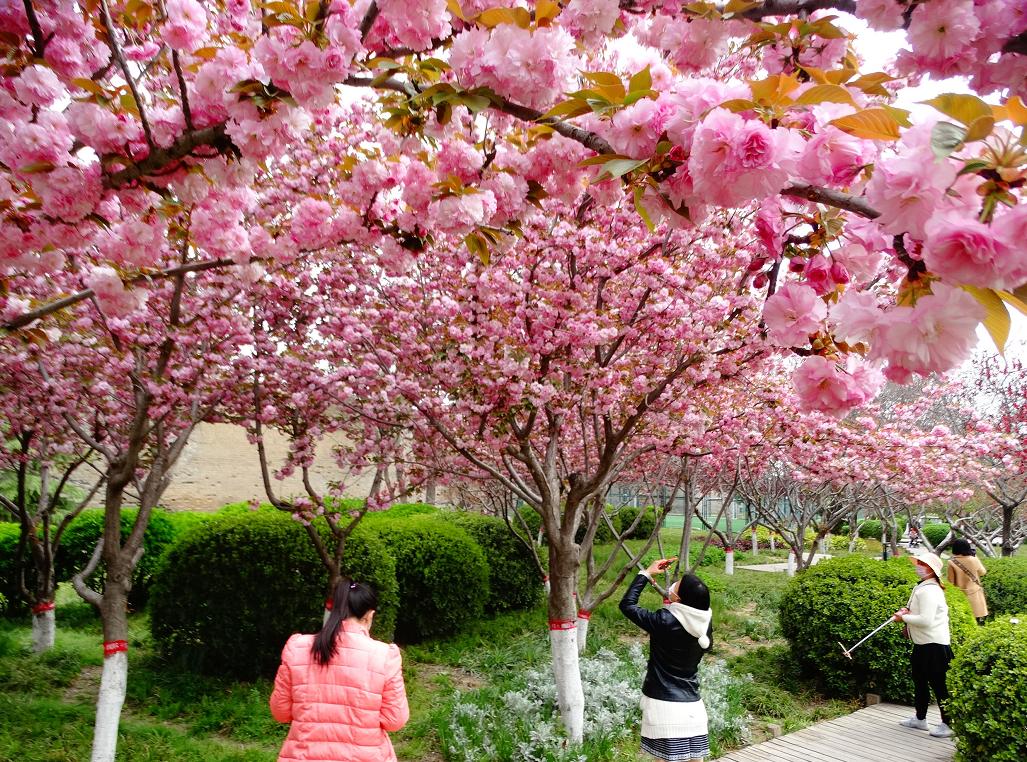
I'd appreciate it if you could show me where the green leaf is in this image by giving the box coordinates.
[628,67,652,94]
[794,84,856,107]
[596,157,647,180]
[930,121,967,159]
[633,186,655,232]
[921,94,993,128]
[962,285,1010,353]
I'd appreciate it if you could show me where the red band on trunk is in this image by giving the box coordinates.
[542,575,549,582]
[103,640,128,657]
[725,548,734,553]
[548,619,577,631]
[663,598,671,605]
[577,610,592,620]
[31,601,55,614]
[324,599,333,610]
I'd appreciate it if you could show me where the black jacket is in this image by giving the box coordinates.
[619,573,713,702]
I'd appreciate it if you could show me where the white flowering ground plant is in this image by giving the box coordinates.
[437,643,751,761]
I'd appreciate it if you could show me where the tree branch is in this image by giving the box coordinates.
[359,1,379,40]
[99,0,156,151]
[105,123,232,188]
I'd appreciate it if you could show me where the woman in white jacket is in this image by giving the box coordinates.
[893,552,953,739]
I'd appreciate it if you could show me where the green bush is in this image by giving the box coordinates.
[689,542,726,568]
[370,516,488,643]
[512,506,543,542]
[981,557,1027,616]
[922,523,951,547]
[948,617,1027,762]
[574,508,616,545]
[617,505,657,539]
[828,534,867,553]
[437,512,543,613]
[857,520,883,540]
[55,508,181,609]
[150,511,398,679]
[778,555,976,702]
[0,522,27,614]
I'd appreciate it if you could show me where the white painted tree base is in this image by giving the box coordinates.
[31,609,55,653]
[786,552,796,576]
[725,549,735,575]
[91,651,127,762]
[550,627,584,743]
[575,616,589,654]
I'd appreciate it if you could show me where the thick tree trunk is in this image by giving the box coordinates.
[91,583,129,762]
[751,530,758,557]
[31,604,55,653]
[786,551,796,576]
[724,547,734,575]
[547,543,584,743]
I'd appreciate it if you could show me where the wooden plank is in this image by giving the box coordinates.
[770,736,850,762]
[777,729,894,761]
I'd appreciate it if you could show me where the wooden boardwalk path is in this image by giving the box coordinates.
[718,702,955,761]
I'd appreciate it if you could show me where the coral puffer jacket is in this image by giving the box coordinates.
[270,620,409,762]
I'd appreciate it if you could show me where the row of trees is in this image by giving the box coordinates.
[1,0,1026,758]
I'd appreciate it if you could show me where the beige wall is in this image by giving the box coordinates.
[76,423,385,512]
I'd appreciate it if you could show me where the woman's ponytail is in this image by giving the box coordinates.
[311,578,378,666]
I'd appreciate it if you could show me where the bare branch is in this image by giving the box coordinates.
[72,538,105,608]
[99,0,156,151]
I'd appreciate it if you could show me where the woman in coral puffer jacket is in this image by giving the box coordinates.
[270,579,409,762]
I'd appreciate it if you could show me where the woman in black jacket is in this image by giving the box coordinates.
[620,557,714,762]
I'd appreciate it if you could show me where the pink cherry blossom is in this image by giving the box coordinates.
[688,109,799,208]
[830,289,884,345]
[84,266,147,317]
[164,0,208,51]
[792,355,884,416]
[923,211,1019,289]
[13,65,67,107]
[855,0,905,30]
[907,0,980,64]
[762,283,826,347]
[563,0,620,41]
[608,99,665,159]
[796,127,873,188]
[864,150,957,239]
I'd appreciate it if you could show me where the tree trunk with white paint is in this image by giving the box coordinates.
[786,551,796,576]
[724,547,734,575]
[575,611,590,654]
[31,607,55,653]
[751,530,758,557]
[770,535,776,552]
[547,544,584,743]
[91,581,129,762]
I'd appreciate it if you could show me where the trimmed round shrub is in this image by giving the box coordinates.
[857,519,883,540]
[55,508,181,609]
[779,555,976,702]
[437,512,543,613]
[618,505,658,539]
[370,516,488,643]
[948,617,1027,762]
[150,511,397,679]
[981,557,1027,616]
[922,523,950,547]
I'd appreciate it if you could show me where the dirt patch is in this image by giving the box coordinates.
[414,663,484,692]
[63,664,101,704]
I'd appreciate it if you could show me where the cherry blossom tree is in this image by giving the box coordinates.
[0,353,104,651]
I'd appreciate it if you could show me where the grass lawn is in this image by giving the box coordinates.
[0,537,860,761]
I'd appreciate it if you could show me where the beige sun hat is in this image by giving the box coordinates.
[913,551,944,582]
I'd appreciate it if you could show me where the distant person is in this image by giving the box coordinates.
[894,552,953,739]
[270,579,409,762]
[620,557,714,762]
[947,538,988,623]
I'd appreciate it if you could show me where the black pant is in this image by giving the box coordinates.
[911,643,953,724]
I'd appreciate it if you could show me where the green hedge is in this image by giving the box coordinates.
[437,512,542,614]
[779,555,976,702]
[618,505,657,539]
[150,511,397,679]
[922,523,950,547]
[370,516,488,643]
[55,508,199,609]
[0,523,28,615]
[981,557,1027,616]
[857,520,883,540]
[948,617,1027,762]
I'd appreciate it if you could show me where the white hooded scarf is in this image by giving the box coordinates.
[665,602,712,649]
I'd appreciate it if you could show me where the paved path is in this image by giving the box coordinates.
[718,702,955,761]
[737,554,832,573]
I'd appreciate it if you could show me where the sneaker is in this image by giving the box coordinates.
[930,722,953,738]
[900,717,929,730]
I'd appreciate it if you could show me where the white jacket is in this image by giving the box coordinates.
[901,579,950,646]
